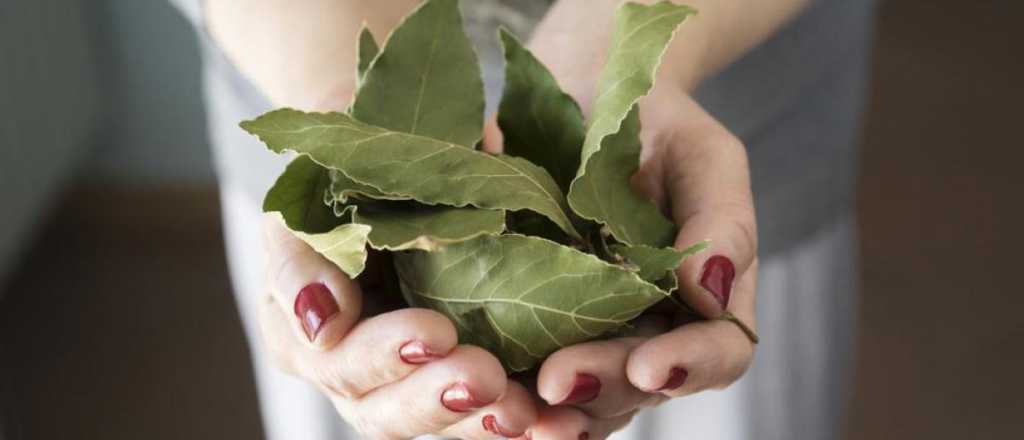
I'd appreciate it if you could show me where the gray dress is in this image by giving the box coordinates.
[172,0,876,438]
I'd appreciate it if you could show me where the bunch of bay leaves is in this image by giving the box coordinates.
[242,0,709,372]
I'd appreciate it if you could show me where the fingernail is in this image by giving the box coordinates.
[441,383,489,413]
[482,414,520,437]
[293,283,339,342]
[523,431,533,440]
[399,340,441,364]
[557,373,601,406]
[579,432,590,440]
[657,367,689,391]
[700,255,735,310]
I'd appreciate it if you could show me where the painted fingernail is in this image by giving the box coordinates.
[657,367,689,391]
[579,432,590,440]
[398,340,441,364]
[441,383,489,413]
[557,373,601,406]
[482,414,520,437]
[700,255,735,310]
[293,283,339,342]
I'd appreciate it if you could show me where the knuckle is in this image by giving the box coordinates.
[729,214,759,259]
[381,308,458,350]
[257,299,299,376]
[712,326,756,390]
[268,241,309,292]
[309,361,359,399]
[455,345,505,376]
[700,129,747,160]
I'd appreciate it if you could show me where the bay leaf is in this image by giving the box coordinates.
[286,218,372,278]
[264,155,339,233]
[263,156,370,278]
[393,234,669,372]
[567,2,695,247]
[353,202,505,252]
[612,240,709,291]
[573,107,677,246]
[355,26,379,86]
[352,0,484,148]
[336,2,506,251]
[325,168,407,206]
[497,28,585,192]
[241,109,582,239]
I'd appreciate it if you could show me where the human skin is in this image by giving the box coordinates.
[207,0,809,438]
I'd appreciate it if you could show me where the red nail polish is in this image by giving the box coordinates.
[399,340,441,364]
[657,367,689,391]
[579,432,590,440]
[700,255,735,310]
[557,373,601,406]
[293,283,339,342]
[482,414,520,437]
[441,383,489,413]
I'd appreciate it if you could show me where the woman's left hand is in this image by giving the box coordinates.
[478,2,765,436]
[514,82,760,440]
[484,73,760,438]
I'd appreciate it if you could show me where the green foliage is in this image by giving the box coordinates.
[497,29,585,193]
[244,0,702,372]
[567,2,696,247]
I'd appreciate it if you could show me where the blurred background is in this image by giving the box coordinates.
[0,0,1021,439]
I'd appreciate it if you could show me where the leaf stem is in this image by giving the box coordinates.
[718,311,760,344]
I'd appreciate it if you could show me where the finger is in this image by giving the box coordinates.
[259,295,459,399]
[308,308,459,398]
[583,411,638,440]
[650,96,757,318]
[263,213,363,349]
[482,116,505,154]
[524,405,635,440]
[352,345,508,439]
[536,316,670,418]
[626,265,758,396]
[441,381,537,439]
[523,405,587,440]
[258,293,301,376]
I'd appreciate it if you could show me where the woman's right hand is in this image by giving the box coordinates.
[257,215,536,439]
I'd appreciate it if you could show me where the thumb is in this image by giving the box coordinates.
[658,100,757,319]
[263,214,364,349]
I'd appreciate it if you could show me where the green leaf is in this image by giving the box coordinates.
[567,2,695,247]
[394,234,669,372]
[340,2,503,251]
[573,108,677,246]
[353,202,506,251]
[352,0,484,148]
[497,28,586,192]
[612,239,709,290]
[325,169,407,206]
[286,217,372,278]
[356,26,379,85]
[263,155,339,233]
[241,109,582,239]
[263,157,370,278]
